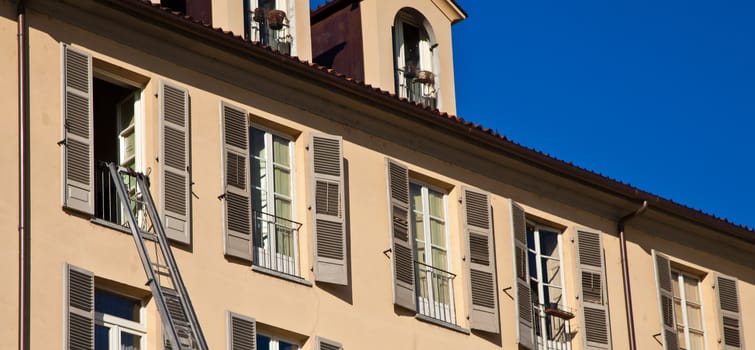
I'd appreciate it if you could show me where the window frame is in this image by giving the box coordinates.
[94,288,147,350]
[526,222,567,308]
[392,10,440,108]
[250,123,299,275]
[256,331,300,350]
[671,269,708,350]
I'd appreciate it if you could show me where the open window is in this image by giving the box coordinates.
[245,0,294,54]
[393,9,438,108]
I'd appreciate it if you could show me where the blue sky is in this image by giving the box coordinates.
[310,1,755,229]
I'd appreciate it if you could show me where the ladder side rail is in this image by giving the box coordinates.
[106,163,185,350]
[136,173,209,350]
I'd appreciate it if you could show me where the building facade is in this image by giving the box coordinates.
[1,0,752,349]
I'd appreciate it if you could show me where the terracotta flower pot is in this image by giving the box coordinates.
[416,70,434,84]
[268,10,286,30]
[252,7,265,23]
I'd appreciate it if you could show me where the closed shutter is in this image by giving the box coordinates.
[310,133,347,285]
[652,250,680,350]
[462,187,499,333]
[386,158,416,311]
[316,336,343,350]
[159,81,192,244]
[509,200,534,349]
[221,102,253,262]
[576,229,612,349]
[227,312,256,350]
[65,264,94,350]
[716,274,743,350]
[62,44,94,215]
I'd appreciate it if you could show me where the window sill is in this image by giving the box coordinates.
[415,314,470,335]
[252,265,312,287]
[91,217,132,235]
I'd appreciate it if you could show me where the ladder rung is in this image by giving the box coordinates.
[139,230,158,241]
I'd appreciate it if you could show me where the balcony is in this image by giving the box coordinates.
[248,8,293,55]
[397,67,437,109]
[94,162,146,230]
[252,210,302,277]
[415,261,457,325]
[532,303,574,350]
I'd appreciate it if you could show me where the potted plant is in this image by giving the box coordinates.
[253,7,265,23]
[416,70,434,84]
[268,9,286,30]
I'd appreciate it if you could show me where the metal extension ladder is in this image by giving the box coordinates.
[107,163,208,350]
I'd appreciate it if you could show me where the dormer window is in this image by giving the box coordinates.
[245,0,294,55]
[394,9,438,108]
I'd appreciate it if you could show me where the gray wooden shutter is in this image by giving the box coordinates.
[160,81,192,244]
[316,336,343,350]
[716,274,743,350]
[576,229,612,349]
[311,133,347,285]
[652,250,680,350]
[65,264,94,350]
[386,158,416,311]
[509,200,534,349]
[227,312,256,350]
[463,187,499,333]
[62,44,94,215]
[221,102,253,262]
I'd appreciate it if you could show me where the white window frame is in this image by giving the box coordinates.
[672,269,708,350]
[94,289,147,350]
[527,222,570,350]
[256,332,299,350]
[250,124,298,275]
[409,180,454,323]
[247,0,296,55]
[393,12,440,108]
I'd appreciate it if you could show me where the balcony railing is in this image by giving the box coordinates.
[248,8,293,55]
[415,261,456,325]
[95,162,147,230]
[397,67,437,109]
[252,210,302,277]
[533,303,574,350]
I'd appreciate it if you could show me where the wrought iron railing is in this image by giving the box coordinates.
[252,210,302,277]
[415,261,456,325]
[533,303,574,350]
[396,67,437,108]
[95,162,144,229]
[248,8,293,55]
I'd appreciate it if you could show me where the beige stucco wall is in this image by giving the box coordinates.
[3,1,754,350]
[1,1,20,350]
[359,0,459,115]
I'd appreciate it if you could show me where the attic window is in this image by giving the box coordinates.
[394,9,438,109]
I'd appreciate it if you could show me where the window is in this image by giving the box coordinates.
[94,289,146,350]
[527,223,569,347]
[410,182,455,324]
[256,333,298,350]
[250,126,301,276]
[245,0,293,54]
[672,270,705,350]
[393,10,437,108]
[92,77,143,226]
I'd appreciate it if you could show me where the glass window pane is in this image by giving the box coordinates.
[273,168,291,198]
[528,251,537,281]
[687,305,703,330]
[671,272,681,297]
[428,190,444,219]
[416,240,426,264]
[120,332,141,350]
[539,230,558,257]
[95,324,110,350]
[677,329,687,350]
[95,290,140,322]
[413,211,424,246]
[118,95,135,130]
[526,225,535,250]
[410,183,422,212]
[272,136,290,167]
[274,198,291,221]
[279,341,296,350]
[542,258,561,287]
[684,276,700,303]
[430,219,445,247]
[256,334,271,350]
[544,285,563,306]
[674,300,683,327]
[688,332,704,350]
[431,247,447,271]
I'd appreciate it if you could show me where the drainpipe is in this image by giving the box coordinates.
[618,200,647,350]
[17,1,29,350]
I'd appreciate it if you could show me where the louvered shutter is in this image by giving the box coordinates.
[652,250,680,350]
[62,44,94,215]
[221,102,253,262]
[316,336,343,350]
[65,264,94,350]
[463,187,499,333]
[576,229,612,349]
[311,133,347,285]
[509,200,534,349]
[159,81,192,244]
[227,312,256,350]
[386,158,416,311]
[716,274,743,350]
